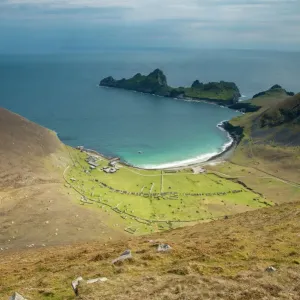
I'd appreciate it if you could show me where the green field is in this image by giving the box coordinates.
[65,149,271,234]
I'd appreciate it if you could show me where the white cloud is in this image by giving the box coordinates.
[0,0,299,49]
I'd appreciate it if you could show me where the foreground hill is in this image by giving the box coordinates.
[0,108,124,250]
[100,69,241,104]
[1,199,300,299]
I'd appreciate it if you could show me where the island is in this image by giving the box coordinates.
[100,69,241,105]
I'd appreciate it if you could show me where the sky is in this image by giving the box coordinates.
[0,0,299,53]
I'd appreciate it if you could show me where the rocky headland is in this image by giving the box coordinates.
[100,69,241,105]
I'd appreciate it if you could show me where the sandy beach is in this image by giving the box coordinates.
[81,121,237,171]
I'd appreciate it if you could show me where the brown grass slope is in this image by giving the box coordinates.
[0,108,124,251]
[1,200,300,299]
[229,89,300,183]
[261,93,300,127]
[0,107,62,188]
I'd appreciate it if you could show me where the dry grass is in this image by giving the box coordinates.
[1,201,300,299]
[0,108,125,250]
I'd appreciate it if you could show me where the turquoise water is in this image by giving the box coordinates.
[0,50,299,168]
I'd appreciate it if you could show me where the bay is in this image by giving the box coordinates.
[0,49,299,168]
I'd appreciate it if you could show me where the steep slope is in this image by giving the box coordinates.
[0,107,63,188]
[228,84,294,113]
[1,200,300,299]
[225,87,300,183]
[261,93,300,127]
[0,108,125,250]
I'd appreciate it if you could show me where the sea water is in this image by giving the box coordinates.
[0,49,299,168]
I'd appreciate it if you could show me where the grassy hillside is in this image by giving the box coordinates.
[1,200,300,299]
[0,108,125,250]
[261,93,300,127]
[223,87,300,184]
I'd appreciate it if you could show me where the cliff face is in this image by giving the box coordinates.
[100,69,241,104]
[100,69,171,97]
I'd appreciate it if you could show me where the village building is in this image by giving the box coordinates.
[192,166,207,174]
[86,155,99,168]
[109,160,118,167]
[103,167,117,174]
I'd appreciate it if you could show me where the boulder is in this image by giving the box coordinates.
[112,249,132,264]
[265,266,277,272]
[86,277,108,284]
[72,276,108,295]
[9,292,27,300]
[157,244,172,252]
[71,276,83,295]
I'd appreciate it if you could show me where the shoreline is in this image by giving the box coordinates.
[101,85,242,110]
[92,85,243,170]
[79,120,237,171]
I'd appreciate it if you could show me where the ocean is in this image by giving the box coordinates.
[0,49,299,168]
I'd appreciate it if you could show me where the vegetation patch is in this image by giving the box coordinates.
[65,149,269,234]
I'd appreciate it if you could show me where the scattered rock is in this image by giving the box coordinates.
[265,266,277,273]
[72,276,107,295]
[9,292,27,300]
[86,277,108,284]
[157,244,172,252]
[112,249,132,264]
[71,277,83,296]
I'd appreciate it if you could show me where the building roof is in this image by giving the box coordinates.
[103,167,117,173]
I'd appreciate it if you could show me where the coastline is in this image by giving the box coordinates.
[79,120,238,171]
[101,85,240,109]
[96,83,245,169]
